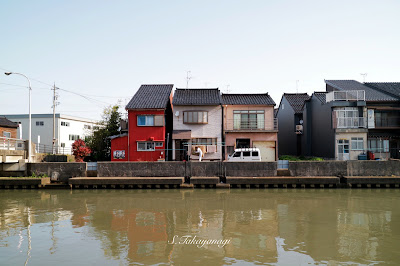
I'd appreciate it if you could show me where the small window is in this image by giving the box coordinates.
[233,152,241,157]
[252,151,259,157]
[155,142,163,147]
[137,141,155,151]
[36,121,44,126]
[69,135,80,141]
[243,151,251,157]
[93,126,99,130]
[3,132,11,138]
[61,122,70,127]
[61,143,65,148]
[84,124,91,129]
[183,111,208,124]
[351,137,364,150]
[137,115,155,126]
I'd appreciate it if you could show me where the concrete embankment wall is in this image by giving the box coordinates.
[28,163,86,183]
[1,161,400,183]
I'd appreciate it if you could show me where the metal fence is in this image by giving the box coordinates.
[0,137,26,150]
[35,143,72,155]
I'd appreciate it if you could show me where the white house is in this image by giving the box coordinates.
[2,114,99,154]
[171,88,223,161]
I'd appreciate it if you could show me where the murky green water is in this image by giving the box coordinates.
[1,189,400,265]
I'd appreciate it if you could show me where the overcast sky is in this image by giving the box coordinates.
[1,0,399,120]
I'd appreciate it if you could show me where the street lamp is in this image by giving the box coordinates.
[5,72,32,162]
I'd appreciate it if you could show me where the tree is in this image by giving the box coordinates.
[72,139,91,162]
[86,105,121,161]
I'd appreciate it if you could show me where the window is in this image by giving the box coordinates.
[36,121,44,126]
[351,137,364,150]
[338,139,349,154]
[252,151,259,157]
[243,151,251,157]
[192,138,217,151]
[233,152,241,157]
[155,142,163,147]
[84,124,91,129]
[61,121,70,127]
[233,110,264,130]
[368,139,389,152]
[183,111,208,124]
[137,142,155,151]
[137,115,163,126]
[3,132,11,138]
[69,134,80,141]
[61,143,65,148]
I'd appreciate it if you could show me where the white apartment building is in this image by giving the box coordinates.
[2,114,100,154]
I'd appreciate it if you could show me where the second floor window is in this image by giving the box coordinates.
[61,121,70,126]
[233,110,264,129]
[183,111,208,124]
[69,134,80,141]
[36,121,44,126]
[137,115,164,126]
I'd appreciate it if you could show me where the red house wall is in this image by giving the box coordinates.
[128,109,166,161]
[111,135,128,161]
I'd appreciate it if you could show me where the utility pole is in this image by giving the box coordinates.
[52,83,59,154]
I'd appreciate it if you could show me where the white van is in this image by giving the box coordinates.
[227,148,261,161]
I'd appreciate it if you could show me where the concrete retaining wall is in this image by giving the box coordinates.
[347,161,400,176]
[289,161,347,177]
[225,162,277,177]
[28,163,86,183]
[97,162,186,177]
[189,162,223,177]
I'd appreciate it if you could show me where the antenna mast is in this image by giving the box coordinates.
[186,71,192,88]
[360,73,368,83]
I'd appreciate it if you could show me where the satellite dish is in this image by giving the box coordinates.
[175,111,180,117]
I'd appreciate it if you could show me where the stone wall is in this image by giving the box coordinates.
[28,162,86,183]
[289,161,347,177]
[97,162,186,177]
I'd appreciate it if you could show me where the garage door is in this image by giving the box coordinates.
[253,141,276,162]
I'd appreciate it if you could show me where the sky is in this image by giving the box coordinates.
[1,0,399,120]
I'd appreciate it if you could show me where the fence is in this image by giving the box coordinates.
[0,137,26,151]
[35,143,72,155]
[326,90,365,102]
[225,118,278,131]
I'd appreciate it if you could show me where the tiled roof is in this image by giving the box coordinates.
[313,92,327,104]
[172,88,221,106]
[283,93,310,114]
[221,93,275,106]
[126,84,173,109]
[0,117,18,128]
[325,80,398,102]
[365,82,400,99]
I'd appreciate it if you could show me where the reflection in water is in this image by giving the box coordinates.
[0,189,399,265]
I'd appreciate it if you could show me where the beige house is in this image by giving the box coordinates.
[222,94,278,161]
[172,88,223,161]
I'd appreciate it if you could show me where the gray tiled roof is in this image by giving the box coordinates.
[325,80,398,102]
[0,117,18,128]
[221,93,275,106]
[283,93,310,114]
[365,82,400,99]
[313,92,327,104]
[172,88,221,106]
[126,84,173,109]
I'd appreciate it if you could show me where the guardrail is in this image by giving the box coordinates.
[335,117,367,128]
[0,137,26,150]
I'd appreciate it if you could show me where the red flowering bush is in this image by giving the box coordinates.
[72,139,91,162]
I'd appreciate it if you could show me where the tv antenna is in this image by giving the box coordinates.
[296,80,299,93]
[360,73,368,83]
[186,71,193,88]
[226,84,230,93]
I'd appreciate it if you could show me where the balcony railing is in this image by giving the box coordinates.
[225,118,278,131]
[0,137,26,151]
[375,117,400,128]
[335,117,367,129]
[326,90,365,102]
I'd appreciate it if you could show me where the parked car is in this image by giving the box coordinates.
[227,148,261,161]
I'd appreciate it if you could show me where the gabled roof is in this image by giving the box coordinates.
[365,82,400,100]
[313,92,327,104]
[221,93,275,106]
[172,88,221,106]
[325,80,398,102]
[126,84,173,109]
[0,117,18,128]
[283,93,310,114]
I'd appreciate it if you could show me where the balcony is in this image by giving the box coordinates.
[0,137,26,151]
[375,117,400,128]
[225,118,278,131]
[326,90,365,102]
[334,117,367,129]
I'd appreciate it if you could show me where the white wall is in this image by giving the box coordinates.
[173,105,222,160]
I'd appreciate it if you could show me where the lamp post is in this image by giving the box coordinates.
[5,72,32,162]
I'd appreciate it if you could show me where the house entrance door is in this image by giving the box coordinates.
[337,139,350,160]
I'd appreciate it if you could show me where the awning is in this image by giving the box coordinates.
[173,130,191,140]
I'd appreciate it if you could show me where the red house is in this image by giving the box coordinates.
[111,84,174,161]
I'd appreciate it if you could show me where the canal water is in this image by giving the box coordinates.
[1,189,400,265]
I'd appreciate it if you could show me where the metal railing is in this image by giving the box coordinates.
[0,137,26,150]
[326,90,365,102]
[225,118,278,131]
[335,117,367,128]
[35,143,72,155]
[375,117,400,128]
